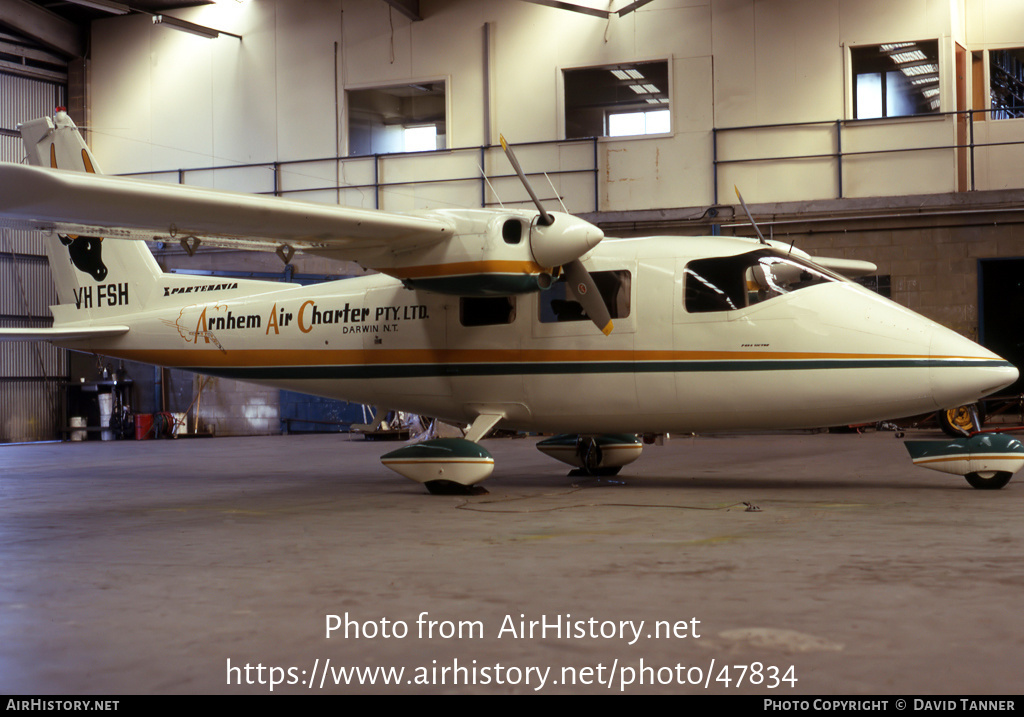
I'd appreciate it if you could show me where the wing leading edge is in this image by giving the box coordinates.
[0,163,452,254]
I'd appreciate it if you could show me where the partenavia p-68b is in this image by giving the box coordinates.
[0,111,1017,492]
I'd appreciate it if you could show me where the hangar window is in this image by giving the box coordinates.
[347,82,446,155]
[461,296,516,327]
[564,61,670,139]
[851,41,940,119]
[539,270,631,323]
[989,49,1024,119]
[684,250,839,313]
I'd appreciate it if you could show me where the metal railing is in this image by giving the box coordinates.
[712,108,1024,204]
[122,137,600,214]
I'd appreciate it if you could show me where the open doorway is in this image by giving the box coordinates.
[979,257,1024,394]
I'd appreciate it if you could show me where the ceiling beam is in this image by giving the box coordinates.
[616,0,658,16]
[0,0,85,58]
[381,0,421,22]
[518,1,610,19]
[519,0,661,17]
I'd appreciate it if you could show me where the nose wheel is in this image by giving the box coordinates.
[939,404,985,437]
[964,471,1012,490]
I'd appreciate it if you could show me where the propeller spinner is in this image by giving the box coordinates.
[499,135,612,336]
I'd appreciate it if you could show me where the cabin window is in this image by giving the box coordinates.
[684,250,839,313]
[460,296,516,326]
[539,270,631,323]
[564,61,670,139]
[851,41,940,119]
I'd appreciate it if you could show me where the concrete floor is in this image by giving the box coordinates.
[1,430,1022,695]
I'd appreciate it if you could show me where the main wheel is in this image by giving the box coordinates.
[964,471,1012,490]
[939,405,984,437]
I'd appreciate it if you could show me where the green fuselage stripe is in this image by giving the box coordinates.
[182,358,1011,381]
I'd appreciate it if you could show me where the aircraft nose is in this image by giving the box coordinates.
[929,327,1018,409]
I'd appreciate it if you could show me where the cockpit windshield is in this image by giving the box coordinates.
[684,249,841,313]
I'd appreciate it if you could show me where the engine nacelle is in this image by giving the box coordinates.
[537,434,643,476]
[362,210,601,297]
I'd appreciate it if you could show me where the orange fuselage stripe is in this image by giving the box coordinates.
[386,260,547,279]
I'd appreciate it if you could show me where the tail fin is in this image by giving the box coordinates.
[21,110,164,321]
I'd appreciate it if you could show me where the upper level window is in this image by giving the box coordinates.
[990,49,1024,120]
[347,82,446,155]
[564,61,670,139]
[851,41,939,119]
[608,109,670,137]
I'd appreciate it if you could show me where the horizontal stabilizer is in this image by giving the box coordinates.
[0,326,129,342]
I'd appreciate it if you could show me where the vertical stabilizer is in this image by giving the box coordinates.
[20,110,164,321]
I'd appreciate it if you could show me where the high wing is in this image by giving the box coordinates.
[0,163,452,254]
[0,111,608,315]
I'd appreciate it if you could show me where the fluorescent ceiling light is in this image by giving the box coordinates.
[891,50,926,64]
[63,0,130,14]
[152,14,240,40]
[901,64,937,77]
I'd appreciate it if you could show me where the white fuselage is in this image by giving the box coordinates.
[60,236,1016,434]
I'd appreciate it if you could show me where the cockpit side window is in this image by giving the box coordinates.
[684,249,839,313]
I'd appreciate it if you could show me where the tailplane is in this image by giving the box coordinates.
[20,109,163,321]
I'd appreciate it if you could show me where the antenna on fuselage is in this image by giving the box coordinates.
[543,172,569,214]
[478,163,505,208]
[734,186,768,246]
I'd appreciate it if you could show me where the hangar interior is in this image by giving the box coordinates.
[2,0,1024,442]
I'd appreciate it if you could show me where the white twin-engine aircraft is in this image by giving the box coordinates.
[0,111,1018,493]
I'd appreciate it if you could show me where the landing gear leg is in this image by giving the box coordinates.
[567,436,622,477]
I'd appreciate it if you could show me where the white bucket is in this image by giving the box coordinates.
[98,393,113,441]
[70,416,86,442]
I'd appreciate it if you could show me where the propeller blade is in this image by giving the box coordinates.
[734,185,768,245]
[499,134,553,226]
[564,259,613,336]
[499,133,610,336]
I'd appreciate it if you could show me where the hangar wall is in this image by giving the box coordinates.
[86,0,1024,209]
[0,73,68,443]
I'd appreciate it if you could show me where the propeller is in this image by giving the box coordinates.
[499,135,613,336]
